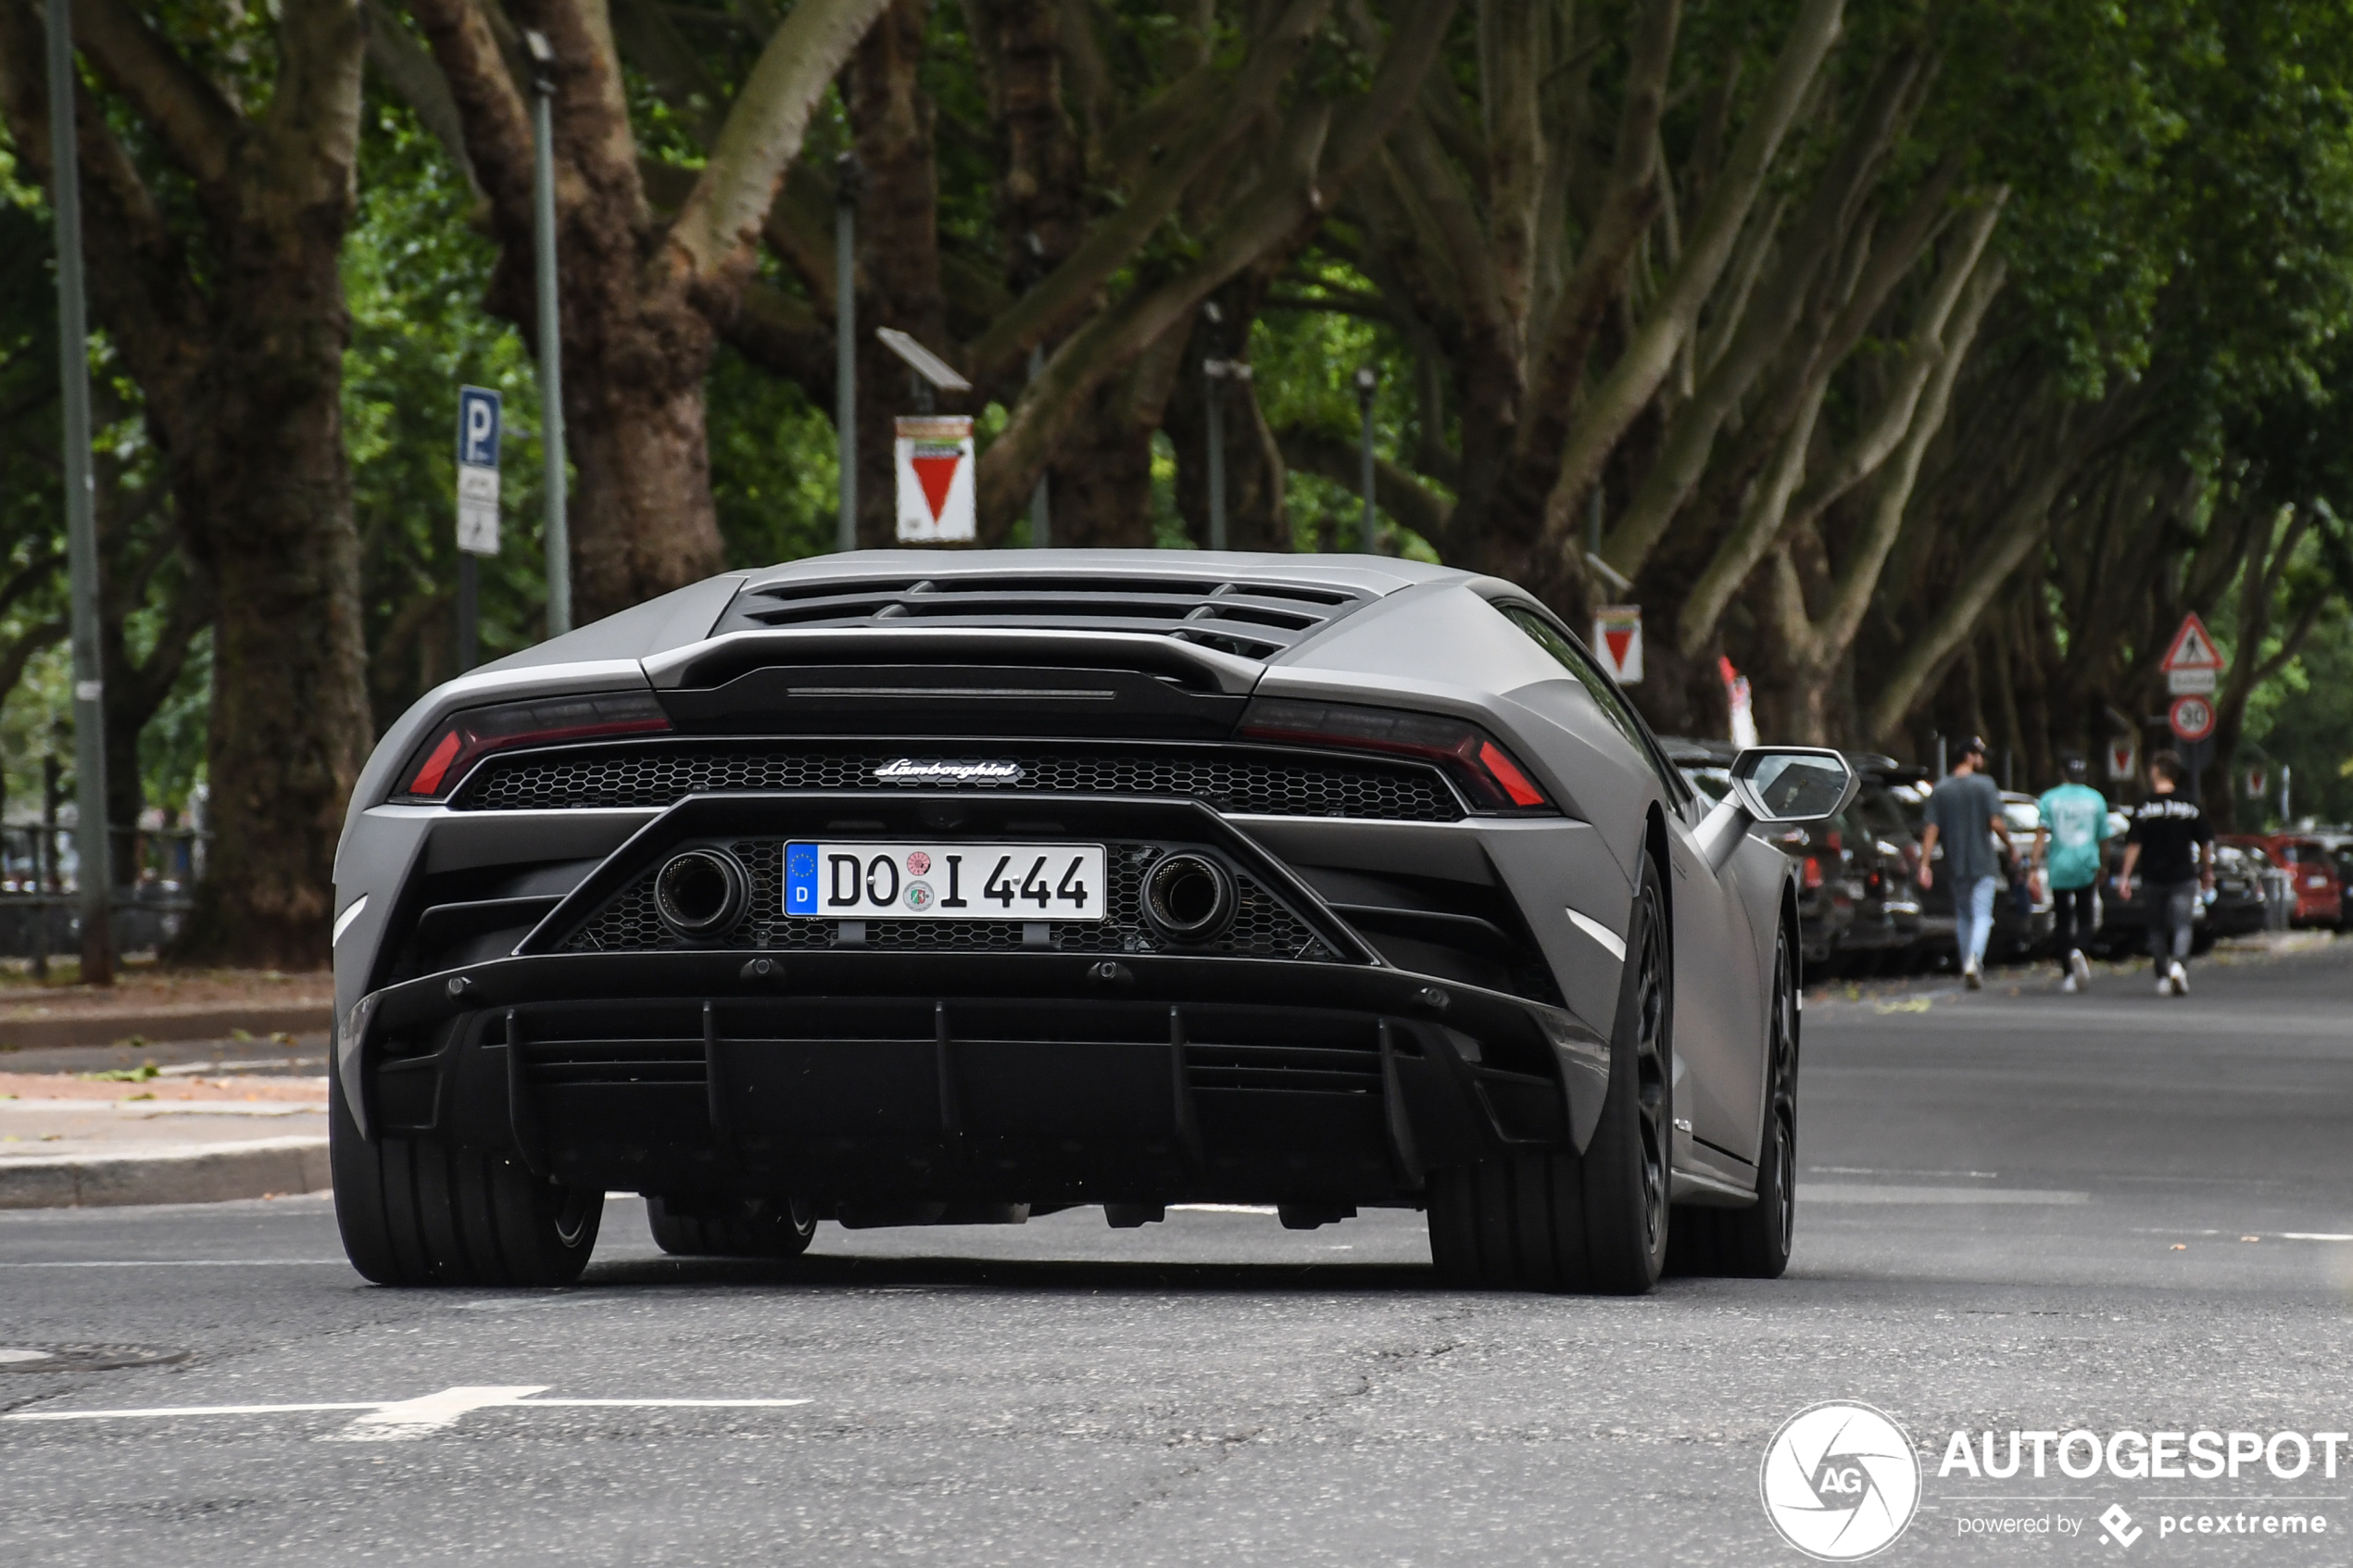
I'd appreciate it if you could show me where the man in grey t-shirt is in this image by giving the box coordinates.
[1915,736,2012,989]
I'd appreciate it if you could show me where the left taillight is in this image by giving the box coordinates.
[392,691,672,801]
[1235,697,1552,812]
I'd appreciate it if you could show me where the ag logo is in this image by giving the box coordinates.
[1760,1401,1921,1560]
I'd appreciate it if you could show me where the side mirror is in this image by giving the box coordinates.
[1730,747,1859,824]
[1696,746,1859,872]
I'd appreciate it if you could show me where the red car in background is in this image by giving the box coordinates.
[2224,835,2345,926]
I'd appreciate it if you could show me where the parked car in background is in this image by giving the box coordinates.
[1998,792,2057,957]
[1836,757,1927,972]
[2227,834,2344,927]
[2205,841,2274,939]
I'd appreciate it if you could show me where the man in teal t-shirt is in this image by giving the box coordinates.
[2034,755,2112,992]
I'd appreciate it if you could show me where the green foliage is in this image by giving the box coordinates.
[707,345,839,569]
[344,100,548,727]
[2240,608,2353,823]
[342,93,846,727]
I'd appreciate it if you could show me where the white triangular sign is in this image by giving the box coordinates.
[2159,612,2224,671]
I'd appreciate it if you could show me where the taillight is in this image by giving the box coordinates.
[394,691,671,800]
[1803,856,1825,889]
[1235,697,1551,811]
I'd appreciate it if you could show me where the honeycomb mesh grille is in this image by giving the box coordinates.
[453,743,1462,821]
[560,840,1334,961]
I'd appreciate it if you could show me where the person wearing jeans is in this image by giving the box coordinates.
[1917,736,2012,989]
[2116,751,2214,997]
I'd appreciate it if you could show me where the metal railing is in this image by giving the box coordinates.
[0,825,203,963]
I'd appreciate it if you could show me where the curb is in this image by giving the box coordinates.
[0,1135,330,1210]
[0,1003,332,1053]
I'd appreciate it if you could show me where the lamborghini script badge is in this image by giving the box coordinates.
[874,759,1025,784]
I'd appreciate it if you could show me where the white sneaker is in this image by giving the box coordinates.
[1963,962,1982,991]
[2169,961,2188,997]
[2156,972,2173,997]
[2070,949,2093,989]
[2060,974,2079,994]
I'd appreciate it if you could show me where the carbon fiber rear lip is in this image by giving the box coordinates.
[336,949,1610,1155]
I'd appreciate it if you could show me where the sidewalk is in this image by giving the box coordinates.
[0,1044,329,1209]
[0,965,332,1052]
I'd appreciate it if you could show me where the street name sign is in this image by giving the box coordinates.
[456,385,502,557]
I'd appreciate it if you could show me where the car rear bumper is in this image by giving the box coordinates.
[338,950,1612,1210]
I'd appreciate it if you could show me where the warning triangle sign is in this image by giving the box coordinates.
[2159,612,2224,671]
[910,453,961,521]
[1604,627,1635,669]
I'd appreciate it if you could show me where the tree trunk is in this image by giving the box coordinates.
[1041,376,1156,547]
[563,290,726,617]
[173,220,371,967]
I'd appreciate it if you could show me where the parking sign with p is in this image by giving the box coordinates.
[456,386,502,556]
[459,386,502,469]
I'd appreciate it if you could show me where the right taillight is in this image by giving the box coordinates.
[1236,697,1553,812]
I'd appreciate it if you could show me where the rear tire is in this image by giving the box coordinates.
[646,1196,817,1258]
[330,1066,602,1286]
[1667,920,1797,1279]
[1428,853,1673,1294]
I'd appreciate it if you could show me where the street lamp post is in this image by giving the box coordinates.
[1353,366,1378,554]
[526,30,570,638]
[44,0,113,984]
[836,155,862,554]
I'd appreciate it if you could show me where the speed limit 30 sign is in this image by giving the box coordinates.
[2168,694,2217,743]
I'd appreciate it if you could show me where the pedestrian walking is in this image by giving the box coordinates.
[1916,735,2012,989]
[2115,750,2215,997]
[2033,754,2113,992]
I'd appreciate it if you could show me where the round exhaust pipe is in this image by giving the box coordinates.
[654,847,749,937]
[1142,852,1236,944]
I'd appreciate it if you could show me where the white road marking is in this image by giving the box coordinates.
[0,1261,346,1268]
[2281,1232,2353,1241]
[1169,1203,1277,1215]
[0,1348,54,1362]
[5,1384,812,1441]
[329,1386,551,1441]
[1799,1184,2090,1205]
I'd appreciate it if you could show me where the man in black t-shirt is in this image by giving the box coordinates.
[2115,750,2215,997]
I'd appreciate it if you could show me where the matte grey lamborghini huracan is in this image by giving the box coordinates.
[329,552,1854,1294]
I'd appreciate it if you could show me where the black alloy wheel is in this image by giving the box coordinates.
[1427,851,1674,1294]
[1667,920,1798,1279]
[646,1196,818,1259]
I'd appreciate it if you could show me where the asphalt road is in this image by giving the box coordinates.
[4,940,2349,1566]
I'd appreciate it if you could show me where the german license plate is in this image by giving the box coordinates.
[784,843,1107,921]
